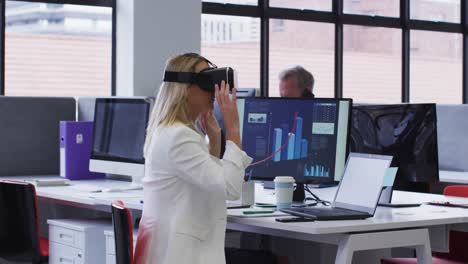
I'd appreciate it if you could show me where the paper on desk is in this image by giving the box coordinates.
[383,167,398,187]
[228,208,288,218]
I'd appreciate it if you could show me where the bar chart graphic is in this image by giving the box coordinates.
[248,112,299,167]
[294,117,303,159]
[303,163,330,177]
[241,97,343,182]
[271,115,309,162]
[280,123,289,160]
[273,128,282,162]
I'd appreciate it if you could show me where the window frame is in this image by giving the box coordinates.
[0,0,116,96]
[202,0,468,103]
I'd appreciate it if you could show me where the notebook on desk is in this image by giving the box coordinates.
[228,208,288,218]
[33,178,70,187]
[281,153,393,221]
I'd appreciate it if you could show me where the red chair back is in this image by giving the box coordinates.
[112,201,134,264]
[0,180,47,263]
[443,185,468,198]
[433,185,468,262]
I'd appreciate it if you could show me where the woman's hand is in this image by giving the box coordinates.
[200,111,221,139]
[215,81,241,148]
[200,111,222,158]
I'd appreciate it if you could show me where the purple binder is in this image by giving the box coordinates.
[60,121,104,180]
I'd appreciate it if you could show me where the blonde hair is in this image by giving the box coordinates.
[143,54,207,158]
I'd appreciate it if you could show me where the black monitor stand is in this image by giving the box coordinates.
[293,183,306,203]
[264,182,306,202]
[266,182,325,205]
[378,186,421,208]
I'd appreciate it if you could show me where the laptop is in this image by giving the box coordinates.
[281,153,393,220]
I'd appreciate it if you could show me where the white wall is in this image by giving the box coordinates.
[116,0,201,96]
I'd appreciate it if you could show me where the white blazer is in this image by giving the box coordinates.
[134,123,252,264]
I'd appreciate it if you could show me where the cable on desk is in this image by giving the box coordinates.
[304,185,330,206]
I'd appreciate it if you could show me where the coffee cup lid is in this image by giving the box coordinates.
[274,176,295,183]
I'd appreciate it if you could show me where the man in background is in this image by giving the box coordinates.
[279,66,315,98]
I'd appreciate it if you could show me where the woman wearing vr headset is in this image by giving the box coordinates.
[133,53,253,264]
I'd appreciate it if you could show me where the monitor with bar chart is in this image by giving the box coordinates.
[239,97,352,183]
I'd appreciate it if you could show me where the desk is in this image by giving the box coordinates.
[4,175,142,212]
[227,186,468,264]
[7,176,468,264]
[439,170,468,184]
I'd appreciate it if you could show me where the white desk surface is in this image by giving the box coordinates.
[226,185,468,236]
[439,170,468,184]
[6,175,468,237]
[3,175,142,211]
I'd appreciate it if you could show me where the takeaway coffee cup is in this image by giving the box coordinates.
[274,176,295,209]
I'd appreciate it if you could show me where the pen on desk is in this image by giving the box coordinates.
[228,205,251,209]
[242,210,275,215]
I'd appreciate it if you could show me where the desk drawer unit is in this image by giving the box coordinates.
[48,219,112,264]
[106,253,117,264]
[49,225,85,249]
[49,242,83,264]
[104,229,138,264]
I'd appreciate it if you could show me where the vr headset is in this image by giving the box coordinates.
[163,53,237,93]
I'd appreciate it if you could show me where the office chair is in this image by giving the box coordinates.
[0,180,48,263]
[381,185,468,264]
[112,201,134,264]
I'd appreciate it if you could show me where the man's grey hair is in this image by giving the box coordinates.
[279,66,314,93]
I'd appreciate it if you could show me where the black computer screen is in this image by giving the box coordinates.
[350,104,439,187]
[91,98,151,164]
[240,97,352,184]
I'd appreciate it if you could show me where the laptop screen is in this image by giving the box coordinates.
[333,153,393,215]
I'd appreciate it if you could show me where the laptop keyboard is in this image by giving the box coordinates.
[281,207,371,220]
[290,207,361,216]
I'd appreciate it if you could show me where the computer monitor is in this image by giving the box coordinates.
[240,97,352,185]
[89,98,152,183]
[350,103,439,194]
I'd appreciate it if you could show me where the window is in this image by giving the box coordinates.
[411,0,460,23]
[344,0,399,17]
[4,1,114,96]
[203,0,467,102]
[271,19,285,32]
[343,26,401,103]
[410,31,462,103]
[201,14,260,90]
[269,0,332,12]
[269,20,334,97]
